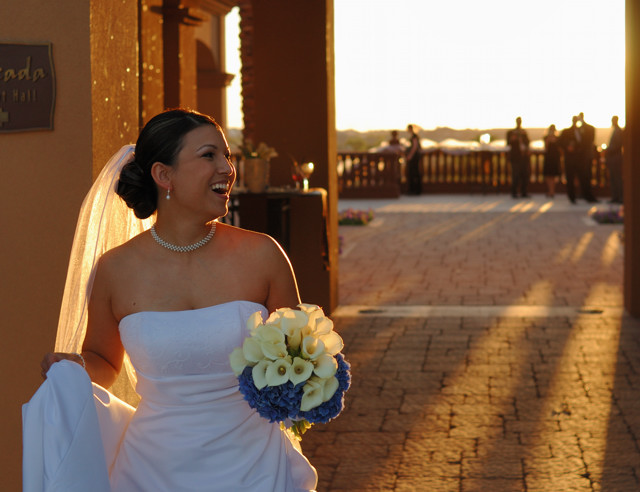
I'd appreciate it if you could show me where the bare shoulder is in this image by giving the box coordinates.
[217,223,286,260]
[95,232,149,280]
[215,223,299,309]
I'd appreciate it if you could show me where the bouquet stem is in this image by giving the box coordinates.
[287,419,312,441]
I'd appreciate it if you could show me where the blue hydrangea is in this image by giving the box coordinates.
[238,367,304,422]
[237,353,352,425]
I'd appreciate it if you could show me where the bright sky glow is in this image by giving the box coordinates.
[225,0,625,131]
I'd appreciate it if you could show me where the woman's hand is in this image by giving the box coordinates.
[40,352,84,379]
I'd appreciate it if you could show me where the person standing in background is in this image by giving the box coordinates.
[405,124,422,195]
[389,130,401,146]
[560,116,582,204]
[577,112,598,202]
[542,124,561,198]
[386,130,404,154]
[606,115,624,204]
[506,116,530,198]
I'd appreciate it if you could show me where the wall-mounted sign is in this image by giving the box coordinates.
[0,42,55,133]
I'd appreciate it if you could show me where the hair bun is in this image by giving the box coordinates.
[116,159,157,219]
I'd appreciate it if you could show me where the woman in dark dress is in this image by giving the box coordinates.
[543,124,561,198]
[405,124,422,195]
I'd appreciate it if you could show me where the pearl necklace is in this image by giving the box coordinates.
[150,223,216,253]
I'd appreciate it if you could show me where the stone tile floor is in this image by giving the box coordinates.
[301,194,639,491]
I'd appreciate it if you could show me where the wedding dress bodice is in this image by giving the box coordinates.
[23,300,317,492]
[113,300,317,491]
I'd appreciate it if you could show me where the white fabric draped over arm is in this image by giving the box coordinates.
[22,361,135,491]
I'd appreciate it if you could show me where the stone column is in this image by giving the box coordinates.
[140,0,165,125]
[625,0,640,316]
[89,2,140,176]
[163,1,203,109]
[239,0,338,313]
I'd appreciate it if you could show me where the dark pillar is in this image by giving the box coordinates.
[163,0,202,109]
[241,0,338,313]
[625,0,640,317]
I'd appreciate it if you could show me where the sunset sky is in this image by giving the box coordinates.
[225,0,625,131]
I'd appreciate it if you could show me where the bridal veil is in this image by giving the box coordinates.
[54,144,152,389]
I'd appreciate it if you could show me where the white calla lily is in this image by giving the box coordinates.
[265,311,290,336]
[242,337,264,363]
[321,376,339,402]
[252,360,270,389]
[313,353,337,378]
[297,303,321,314]
[313,316,334,336]
[300,379,324,411]
[280,310,308,334]
[307,313,324,333]
[287,328,303,351]
[229,347,250,376]
[252,324,287,360]
[265,310,284,325]
[254,324,285,344]
[290,357,314,385]
[265,358,292,386]
[299,323,315,340]
[301,336,325,360]
[260,340,288,360]
[246,311,264,336]
[319,331,344,356]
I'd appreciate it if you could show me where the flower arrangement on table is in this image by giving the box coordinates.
[338,208,375,226]
[589,206,624,224]
[240,139,278,160]
[229,304,351,440]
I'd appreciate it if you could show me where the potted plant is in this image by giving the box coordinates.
[240,139,278,193]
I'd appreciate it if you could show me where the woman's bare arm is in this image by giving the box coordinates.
[40,255,125,387]
[262,236,301,313]
[39,253,126,386]
[80,254,126,387]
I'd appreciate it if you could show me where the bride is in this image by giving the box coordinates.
[25,108,318,491]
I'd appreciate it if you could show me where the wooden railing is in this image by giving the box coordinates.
[337,153,402,198]
[337,149,610,198]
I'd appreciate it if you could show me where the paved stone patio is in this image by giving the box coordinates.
[301,194,639,492]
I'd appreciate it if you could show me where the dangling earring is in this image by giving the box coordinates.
[165,187,171,200]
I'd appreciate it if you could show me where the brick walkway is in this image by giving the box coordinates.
[301,194,640,491]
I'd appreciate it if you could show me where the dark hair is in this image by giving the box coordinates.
[116,108,220,219]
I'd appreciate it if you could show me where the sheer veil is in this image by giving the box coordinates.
[54,144,153,389]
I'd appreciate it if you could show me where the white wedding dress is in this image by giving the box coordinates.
[23,300,318,491]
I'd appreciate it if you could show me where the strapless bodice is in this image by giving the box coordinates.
[111,300,317,491]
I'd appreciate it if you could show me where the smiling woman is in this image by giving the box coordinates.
[24,108,320,491]
[225,0,625,131]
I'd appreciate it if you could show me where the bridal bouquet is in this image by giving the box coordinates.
[229,304,351,439]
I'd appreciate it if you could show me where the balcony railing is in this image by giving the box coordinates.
[337,149,610,198]
[337,153,402,198]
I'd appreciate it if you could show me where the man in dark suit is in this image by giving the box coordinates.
[559,116,582,204]
[577,112,598,202]
[606,115,624,203]
[506,116,530,198]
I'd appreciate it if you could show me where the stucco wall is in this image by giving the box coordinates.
[0,1,138,488]
[0,3,92,488]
